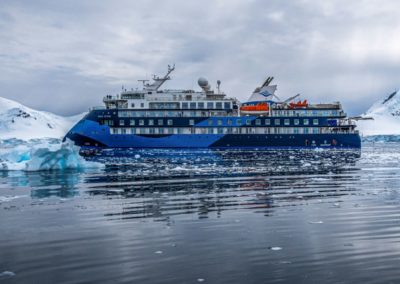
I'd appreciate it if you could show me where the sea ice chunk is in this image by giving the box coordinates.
[0,271,15,277]
[0,139,103,171]
[269,246,282,251]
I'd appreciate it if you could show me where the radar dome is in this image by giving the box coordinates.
[198,77,209,88]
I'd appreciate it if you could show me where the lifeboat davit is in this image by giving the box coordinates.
[240,102,269,114]
[289,100,308,109]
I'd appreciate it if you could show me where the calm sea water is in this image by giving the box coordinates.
[1,143,400,283]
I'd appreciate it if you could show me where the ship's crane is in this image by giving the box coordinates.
[282,93,300,104]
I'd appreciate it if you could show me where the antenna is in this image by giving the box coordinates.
[217,80,221,94]
[138,79,149,87]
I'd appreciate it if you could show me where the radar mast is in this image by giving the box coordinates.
[143,64,175,92]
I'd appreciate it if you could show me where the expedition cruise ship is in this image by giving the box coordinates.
[64,65,361,149]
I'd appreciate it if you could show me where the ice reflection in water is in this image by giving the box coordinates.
[2,145,400,283]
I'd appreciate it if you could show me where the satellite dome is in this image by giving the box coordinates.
[198,77,209,88]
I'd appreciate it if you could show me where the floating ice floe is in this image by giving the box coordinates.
[0,271,15,278]
[269,246,282,251]
[0,139,103,171]
[0,195,28,203]
[308,221,324,224]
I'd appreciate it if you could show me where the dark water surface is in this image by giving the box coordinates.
[1,143,400,283]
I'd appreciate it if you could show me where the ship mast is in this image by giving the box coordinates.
[143,64,175,92]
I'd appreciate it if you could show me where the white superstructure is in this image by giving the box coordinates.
[102,65,238,113]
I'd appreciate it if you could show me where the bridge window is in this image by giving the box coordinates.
[216,102,222,109]
[198,102,205,109]
[224,102,231,109]
[207,102,214,109]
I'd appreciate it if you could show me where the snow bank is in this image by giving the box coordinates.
[357,90,400,136]
[0,96,84,140]
[0,139,103,171]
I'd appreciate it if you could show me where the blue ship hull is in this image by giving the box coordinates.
[65,119,361,149]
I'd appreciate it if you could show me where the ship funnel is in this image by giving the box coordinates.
[198,77,211,92]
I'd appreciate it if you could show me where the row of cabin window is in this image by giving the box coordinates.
[271,109,340,116]
[181,101,231,109]
[118,110,228,118]
[110,127,327,135]
[208,118,320,126]
[106,118,321,127]
[130,101,231,109]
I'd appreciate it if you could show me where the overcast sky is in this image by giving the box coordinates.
[0,0,399,116]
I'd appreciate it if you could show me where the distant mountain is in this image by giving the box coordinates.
[357,90,400,136]
[0,96,84,140]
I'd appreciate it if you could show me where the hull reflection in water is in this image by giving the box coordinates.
[82,149,361,220]
[87,148,361,174]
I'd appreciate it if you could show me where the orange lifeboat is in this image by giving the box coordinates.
[240,102,269,113]
[289,100,308,109]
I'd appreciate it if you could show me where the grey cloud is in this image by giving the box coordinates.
[0,0,399,116]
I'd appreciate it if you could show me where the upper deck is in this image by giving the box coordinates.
[91,65,347,119]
